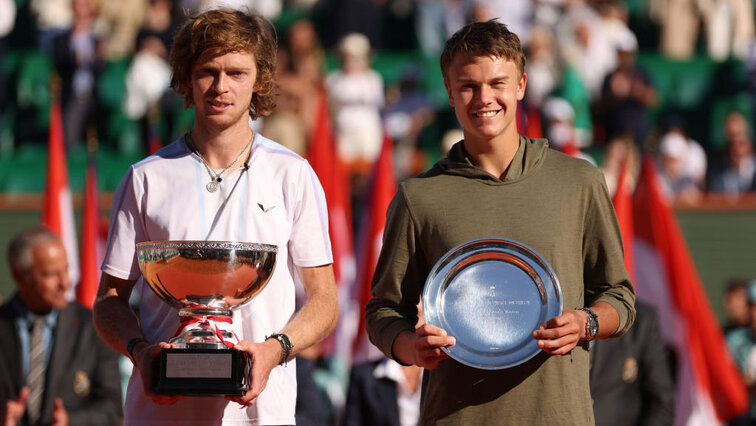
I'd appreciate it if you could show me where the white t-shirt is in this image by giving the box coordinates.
[102,133,332,425]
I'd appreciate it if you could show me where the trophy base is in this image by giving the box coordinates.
[155,348,250,395]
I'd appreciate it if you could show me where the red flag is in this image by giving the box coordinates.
[611,159,634,283]
[309,88,355,291]
[77,153,104,309]
[351,134,396,363]
[42,101,80,289]
[633,158,748,424]
[524,106,543,139]
[148,129,163,155]
[307,88,356,358]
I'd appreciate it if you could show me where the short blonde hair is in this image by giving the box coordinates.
[440,20,526,81]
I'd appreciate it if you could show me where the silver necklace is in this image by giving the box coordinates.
[188,132,253,193]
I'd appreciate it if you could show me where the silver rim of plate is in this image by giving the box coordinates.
[422,238,563,370]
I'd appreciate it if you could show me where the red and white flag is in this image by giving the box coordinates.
[77,152,105,309]
[611,158,634,282]
[307,88,356,360]
[42,101,79,292]
[351,134,396,364]
[633,158,748,425]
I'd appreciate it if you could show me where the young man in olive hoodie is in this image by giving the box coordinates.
[365,20,636,425]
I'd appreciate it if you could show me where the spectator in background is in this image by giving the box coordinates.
[123,0,182,151]
[263,19,324,156]
[182,0,282,20]
[135,0,177,56]
[724,279,752,333]
[557,1,617,99]
[284,18,324,133]
[524,25,560,112]
[96,0,148,60]
[343,303,425,426]
[324,0,386,50]
[542,96,596,165]
[726,282,756,424]
[30,0,73,54]
[656,132,703,205]
[296,353,334,426]
[601,134,640,197]
[595,0,633,50]
[659,115,708,188]
[383,66,435,180]
[122,32,172,151]
[599,30,657,149]
[590,301,676,426]
[649,0,700,60]
[470,0,533,45]
[709,111,756,194]
[52,0,105,150]
[699,0,754,61]
[414,0,467,58]
[342,357,422,426]
[326,33,384,174]
[0,227,122,426]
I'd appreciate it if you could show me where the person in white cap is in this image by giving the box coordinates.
[657,132,703,204]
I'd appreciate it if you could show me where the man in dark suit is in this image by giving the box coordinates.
[342,358,423,426]
[590,301,675,426]
[0,227,122,426]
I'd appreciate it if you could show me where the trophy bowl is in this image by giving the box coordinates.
[136,240,277,395]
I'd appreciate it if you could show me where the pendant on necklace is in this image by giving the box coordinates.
[206,180,220,193]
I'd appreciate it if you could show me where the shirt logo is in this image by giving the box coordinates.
[258,203,275,212]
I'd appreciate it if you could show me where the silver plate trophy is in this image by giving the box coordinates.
[422,238,562,370]
[137,240,277,395]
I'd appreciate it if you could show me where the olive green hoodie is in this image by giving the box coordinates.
[366,137,635,425]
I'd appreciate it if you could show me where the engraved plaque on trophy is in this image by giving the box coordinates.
[137,240,277,395]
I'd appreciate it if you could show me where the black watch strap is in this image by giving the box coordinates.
[265,333,293,366]
[579,308,599,341]
[126,337,148,363]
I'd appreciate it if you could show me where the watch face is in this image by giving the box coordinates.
[590,319,598,337]
[587,310,598,338]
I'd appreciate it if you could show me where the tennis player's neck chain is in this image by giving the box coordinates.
[187,131,253,193]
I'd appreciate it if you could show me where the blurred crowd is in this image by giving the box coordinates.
[0,0,755,205]
[1,0,756,424]
[724,279,756,425]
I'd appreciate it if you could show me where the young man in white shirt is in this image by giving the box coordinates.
[93,8,338,425]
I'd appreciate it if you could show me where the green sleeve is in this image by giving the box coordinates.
[365,185,427,359]
[582,167,636,336]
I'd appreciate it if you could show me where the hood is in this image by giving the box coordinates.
[432,136,550,185]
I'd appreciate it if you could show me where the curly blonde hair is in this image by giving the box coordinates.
[169,8,278,120]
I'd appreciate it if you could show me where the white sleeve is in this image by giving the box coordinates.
[101,167,148,280]
[287,160,333,267]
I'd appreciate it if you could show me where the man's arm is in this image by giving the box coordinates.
[534,167,636,354]
[93,272,182,405]
[230,264,338,406]
[532,301,620,355]
[92,273,141,358]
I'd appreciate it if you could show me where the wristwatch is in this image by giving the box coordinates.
[265,333,293,366]
[579,308,599,341]
[126,337,149,363]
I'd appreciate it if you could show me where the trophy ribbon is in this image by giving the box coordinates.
[174,316,239,348]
